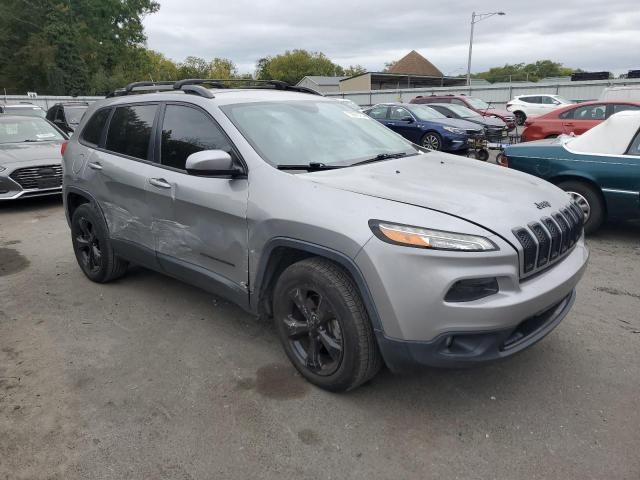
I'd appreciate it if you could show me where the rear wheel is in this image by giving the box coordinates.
[273,258,382,392]
[556,180,605,234]
[514,111,526,126]
[71,204,128,282]
[422,132,443,151]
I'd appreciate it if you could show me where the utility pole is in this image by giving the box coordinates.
[466,11,506,87]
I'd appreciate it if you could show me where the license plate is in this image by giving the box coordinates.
[37,178,60,189]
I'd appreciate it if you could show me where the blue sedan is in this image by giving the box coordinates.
[364,103,484,152]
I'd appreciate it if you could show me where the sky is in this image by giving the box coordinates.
[143,0,640,76]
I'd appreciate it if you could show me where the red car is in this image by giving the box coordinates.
[410,94,516,130]
[521,100,640,142]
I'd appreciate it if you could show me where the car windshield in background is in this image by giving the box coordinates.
[443,104,482,119]
[2,106,46,118]
[65,106,88,124]
[408,105,447,121]
[466,98,491,110]
[222,101,418,167]
[0,117,65,144]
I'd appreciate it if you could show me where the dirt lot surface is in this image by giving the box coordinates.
[1,196,639,480]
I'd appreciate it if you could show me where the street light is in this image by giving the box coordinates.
[466,11,506,87]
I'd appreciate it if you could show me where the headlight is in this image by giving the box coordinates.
[442,126,465,135]
[370,221,498,252]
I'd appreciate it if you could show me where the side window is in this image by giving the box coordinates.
[389,107,412,120]
[160,105,235,170]
[572,104,606,120]
[105,104,157,160]
[55,108,65,121]
[80,108,111,146]
[368,106,388,119]
[626,130,640,156]
[613,104,640,114]
[541,96,556,104]
[519,96,533,103]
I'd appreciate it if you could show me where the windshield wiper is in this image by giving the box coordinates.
[351,152,415,167]
[276,162,347,171]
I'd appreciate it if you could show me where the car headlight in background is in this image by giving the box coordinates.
[442,126,465,135]
[369,221,498,251]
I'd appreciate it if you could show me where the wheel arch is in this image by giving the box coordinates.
[548,174,608,213]
[252,238,383,332]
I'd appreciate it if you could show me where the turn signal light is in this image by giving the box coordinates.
[60,141,69,156]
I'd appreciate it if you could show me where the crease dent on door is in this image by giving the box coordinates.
[102,200,149,246]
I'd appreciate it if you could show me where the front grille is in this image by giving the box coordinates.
[466,128,483,135]
[512,203,584,279]
[9,165,62,190]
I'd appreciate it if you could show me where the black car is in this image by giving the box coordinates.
[46,102,89,134]
[427,103,509,143]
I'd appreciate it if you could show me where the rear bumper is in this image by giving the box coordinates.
[376,290,575,371]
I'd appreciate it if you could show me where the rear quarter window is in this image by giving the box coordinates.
[80,108,111,146]
[105,104,158,160]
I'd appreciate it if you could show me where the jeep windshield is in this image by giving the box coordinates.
[221,100,418,168]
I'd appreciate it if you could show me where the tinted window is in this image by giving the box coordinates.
[368,106,388,119]
[81,108,110,146]
[541,96,557,105]
[160,105,234,170]
[389,106,412,120]
[613,104,640,114]
[572,104,606,120]
[106,104,157,160]
[64,106,88,124]
[519,96,534,103]
[627,129,640,156]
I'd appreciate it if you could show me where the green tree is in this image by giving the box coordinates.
[208,57,238,79]
[256,50,344,85]
[178,56,210,78]
[472,60,576,83]
[343,64,367,77]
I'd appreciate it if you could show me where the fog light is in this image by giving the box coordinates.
[444,277,499,302]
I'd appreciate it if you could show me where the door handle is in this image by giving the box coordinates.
[88,162,102,171]
[148,178,172,189]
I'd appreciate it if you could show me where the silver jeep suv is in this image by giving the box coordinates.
[62,80,589,392]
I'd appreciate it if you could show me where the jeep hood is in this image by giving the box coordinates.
[305,153,572,241]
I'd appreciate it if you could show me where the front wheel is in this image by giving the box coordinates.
[556,180,605,234]
[272,258,382,392]
[422,132,443,151]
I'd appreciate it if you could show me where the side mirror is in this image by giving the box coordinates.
[401,116,414,123]
[185,150,244,177]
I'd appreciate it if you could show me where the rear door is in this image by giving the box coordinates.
[561,103,606,135]
[83,103,160,265]
[386,106,421,142]
[145,102,249,302]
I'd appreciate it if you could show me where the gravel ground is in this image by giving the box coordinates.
[1,196,639,480]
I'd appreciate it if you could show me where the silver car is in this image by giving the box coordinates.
[0,115,68,200]
[62,81,589,392]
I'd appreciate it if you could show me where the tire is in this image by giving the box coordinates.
[421,131,443,151]
[556,180,605,234]
[272,257,382,392]
[71,204,128,282]
[514,111,526,126]
[475,148,489,161]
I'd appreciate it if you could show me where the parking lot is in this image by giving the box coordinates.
[0,195,638,480]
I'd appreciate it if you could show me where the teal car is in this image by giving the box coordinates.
[502,111,640,233]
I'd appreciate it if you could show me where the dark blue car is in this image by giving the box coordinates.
[364,103,484,152]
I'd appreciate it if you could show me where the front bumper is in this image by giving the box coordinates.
[355,235,588,370]
[376,290,575,371]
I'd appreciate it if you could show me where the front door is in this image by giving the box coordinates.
[386,106,421,143]
[562,103,606,135]
[145,103,249,303]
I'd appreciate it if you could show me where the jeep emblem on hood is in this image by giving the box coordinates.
[535,201,551,210]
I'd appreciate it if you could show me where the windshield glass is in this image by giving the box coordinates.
[64,105,88,124]
[443,104,481,118]
[222,100,418,167]
[466,97,491,109]
[407,105,446,120]
[0,117,65,144]
[2,105,45,118]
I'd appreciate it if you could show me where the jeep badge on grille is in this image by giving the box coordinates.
[535,201,551,210]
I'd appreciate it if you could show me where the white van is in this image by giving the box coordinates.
[600,85,640,101]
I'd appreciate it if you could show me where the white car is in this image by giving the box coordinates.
[506,95,573,125]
